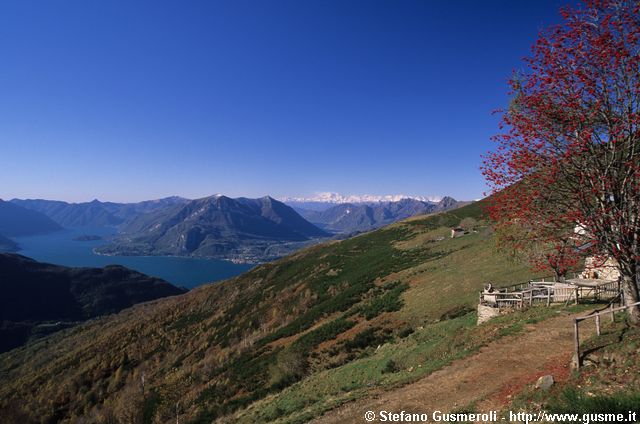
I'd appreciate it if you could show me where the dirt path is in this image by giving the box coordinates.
[310,311,595,424]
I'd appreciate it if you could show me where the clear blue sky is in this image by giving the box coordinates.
[0,0,572,202]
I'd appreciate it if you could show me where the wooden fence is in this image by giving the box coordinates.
[479,286,554,309]
[480,277,619,310]
[573,300,640,369]
[497,273,579,292]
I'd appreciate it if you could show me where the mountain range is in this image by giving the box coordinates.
[96,195,329,262]
[0,199,62,237]
[1,195,633,424]
[281,193,444,212]
[0,200,520,423]
[279,192,443,204]
[5,194,465,262]
[0,253,186,353]
[294,196,464,234]
[11,196,189,228]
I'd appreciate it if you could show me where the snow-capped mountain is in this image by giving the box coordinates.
[291,196,465,234]
[279,192,443,204]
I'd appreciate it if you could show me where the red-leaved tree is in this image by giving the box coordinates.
[483,0,640,322]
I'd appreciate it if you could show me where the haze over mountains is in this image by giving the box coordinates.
[11,196,188,228]
[0,199,61,237]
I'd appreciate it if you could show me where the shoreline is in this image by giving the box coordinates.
[91,247,261,265]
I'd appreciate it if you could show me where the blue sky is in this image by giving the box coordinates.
[0,0,571,202]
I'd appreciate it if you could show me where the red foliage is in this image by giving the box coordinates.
[482,0,640,278]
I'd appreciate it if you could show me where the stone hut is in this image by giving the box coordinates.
[580,256,620,281]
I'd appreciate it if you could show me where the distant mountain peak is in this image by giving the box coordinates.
[279,192,443,204]
[97,195,328,261]
[291,196,464,234]
[200,193,226,201]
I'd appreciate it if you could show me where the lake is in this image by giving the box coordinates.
[12,227,254,289]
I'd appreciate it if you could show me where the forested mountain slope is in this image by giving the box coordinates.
[0,254,186,353]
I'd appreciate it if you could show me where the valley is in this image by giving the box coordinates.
[3,1,639,423]
[1,199,637,424]
[6,194,465,265]
[0,200,539,422]
[12,226,252,289]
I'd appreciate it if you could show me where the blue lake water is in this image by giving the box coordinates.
[12,227,253,289]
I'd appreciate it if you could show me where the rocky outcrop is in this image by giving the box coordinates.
[477,304,504,324]
[535,375,555,390]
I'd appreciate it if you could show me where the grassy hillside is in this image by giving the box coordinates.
[0,201,539,423]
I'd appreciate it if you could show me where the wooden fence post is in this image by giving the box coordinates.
[618,280,621,306]
[610,303,615,322]
[574,319,580,369]
[546,288,551,306]
[575,287,579,305]
[574,301,640,372]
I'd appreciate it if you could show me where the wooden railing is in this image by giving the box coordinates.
[499,275,560,292]
[480,286,554,309]
[489,273,580,293]
[573,300,640,369]
[560,280,619,305]
[480,276,619,310]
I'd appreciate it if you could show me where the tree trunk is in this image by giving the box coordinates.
[553,267,566,283]
[620,273,640,324]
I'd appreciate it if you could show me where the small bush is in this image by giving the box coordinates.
[398,327,414,338]
[292,317,355,353]
[360,282,409,320]
[439,305,474,321]
[382,359,400,374]
[344,327,391,351]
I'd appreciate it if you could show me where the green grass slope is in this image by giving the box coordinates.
[0,201,539,423]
